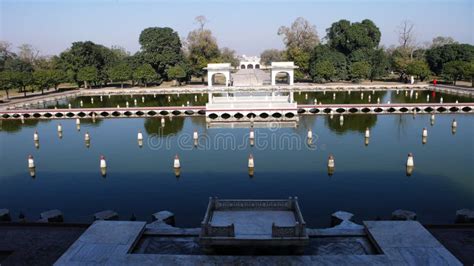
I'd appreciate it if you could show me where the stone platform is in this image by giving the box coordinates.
[54,220,462,265]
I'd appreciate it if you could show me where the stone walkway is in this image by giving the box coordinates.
[232,69,271,87]
[54,220,462,265]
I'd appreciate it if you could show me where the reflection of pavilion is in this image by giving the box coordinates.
[206,117,298,129]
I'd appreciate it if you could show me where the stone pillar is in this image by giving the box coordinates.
[207,71,213,87]
[289,71,294,85]
[208,92,213,104]
[289,91,294,103]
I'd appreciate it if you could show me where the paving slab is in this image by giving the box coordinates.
[55,221,145,265]
[364,221,461,265]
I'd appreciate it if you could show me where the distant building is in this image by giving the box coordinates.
[238,55,261,69]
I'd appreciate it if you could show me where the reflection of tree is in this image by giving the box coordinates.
[47,94,209,109]
[294,91,387,104]
[0,119,41,132]
[326,114,377,134]
[144,117,185,136]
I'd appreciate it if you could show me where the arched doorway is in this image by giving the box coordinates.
[211,73,227,86]
[275,72,290,85]
[255,64,260,69]
[240,64,246,69]
[247,64,254,69]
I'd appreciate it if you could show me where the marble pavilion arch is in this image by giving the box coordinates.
[205,62,298,87]
[270,62,298,86]
[205,63,232,87]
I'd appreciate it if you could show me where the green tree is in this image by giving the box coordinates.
[133,64,158,87]
[468,61,474,87]
[350,61,371,82]
[260,49,284,66]
[167,65,187,85]
[33,69,53,94]
[50,70,66,91]
[139,27,184,80]
[327,19,381,55]
[0,71,14,98]
[442,60,470,85]
[77,66,98,88]
[57,41,118,87]
[425,44,474,75]
[313,60,335,82]
[406,60,431,81]
[13,71,33,96]
[107,63,132,88]
[309,45,347,81]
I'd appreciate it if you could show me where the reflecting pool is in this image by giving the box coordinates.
[295,90,472,104]
[0,114,473,227]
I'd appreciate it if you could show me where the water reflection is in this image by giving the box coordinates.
[0,119,41,133]
[144,117,185,136]
[0,114,472,227]
[295,90,471,105]
[27,93,209,110]
[325,114,377,135]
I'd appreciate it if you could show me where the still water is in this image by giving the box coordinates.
[0,114,473,227]
[22,90,472,110]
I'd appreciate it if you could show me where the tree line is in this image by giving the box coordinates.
[1,16,473,99]
[262,18,474,85]
[0,16,237,98]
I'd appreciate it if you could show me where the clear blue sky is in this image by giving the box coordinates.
[0,0,472,56]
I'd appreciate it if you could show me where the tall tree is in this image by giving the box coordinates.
[278,17,320,78]
[186,16,221,82]
[278,17,319,53]
[395,19,421,62]
[139,27,184,80]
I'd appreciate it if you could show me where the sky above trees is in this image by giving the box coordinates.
[1,0,472,56]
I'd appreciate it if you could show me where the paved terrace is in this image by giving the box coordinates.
[53,220,462,265]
